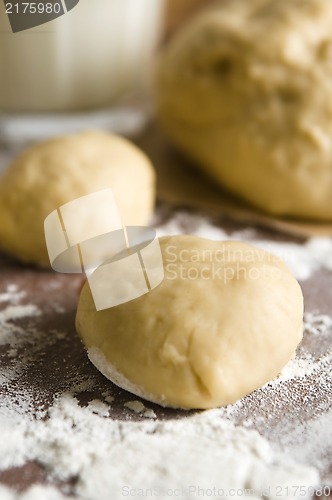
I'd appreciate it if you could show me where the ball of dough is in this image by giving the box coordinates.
[156,0,332,220]
[76,235,303,409]
[0,131,155,267]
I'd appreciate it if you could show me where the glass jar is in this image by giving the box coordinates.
[0,0,165,145]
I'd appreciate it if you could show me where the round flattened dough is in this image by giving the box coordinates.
[156,0,332,220]
[76,235,303,409]
[0,131,155,266]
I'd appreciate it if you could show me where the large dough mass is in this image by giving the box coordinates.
[0,131,155,266]
[76,235,303,409]
[156,0,332,220]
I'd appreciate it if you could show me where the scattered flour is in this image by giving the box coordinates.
[277,409,332,478]
[87,399,110,417]
[0,285,25,305]
[0,484,71,500]
[53,304,66,314]
[124,400,157,419]
[265,354,318,386]
[0,286,41,346]
[104,395,115,404]
[304,311,332,335]
[1,219,332,499]
[263,350,331,390]
[0,287,42,385]
[88,346,166,407]
[267,314,332,384]
[0,393,321,500]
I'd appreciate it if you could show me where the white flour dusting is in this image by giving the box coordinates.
[124,400,157,419]
[0,284,25,304]
[0,217,332,499]
[265,354,318,385]
[0,484,70,500]
[304,311,332,335]
[278,409,332,479]
[0,304,40,345]
[0,393,320,500]
[0,287,42,385]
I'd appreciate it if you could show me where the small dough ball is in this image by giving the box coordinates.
[0,131,155,267]
[156,0,332,220]
[76,235,303,409]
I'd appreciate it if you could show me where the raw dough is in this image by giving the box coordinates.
[156,0,332,220]
[76,235,303,409]
[0,131,155,267]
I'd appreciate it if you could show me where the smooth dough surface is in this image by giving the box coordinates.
[76,235,303,409]
[156,0,332,220]
[0,131,155,266]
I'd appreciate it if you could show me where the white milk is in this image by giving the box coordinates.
[0,0,164,113]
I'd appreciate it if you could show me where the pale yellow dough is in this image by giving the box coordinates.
[156,0,332,220]
[76,235,303,409]
[0,131,155,266]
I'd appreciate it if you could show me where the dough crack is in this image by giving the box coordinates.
[189,358,212,399]
[187,328,212,399]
